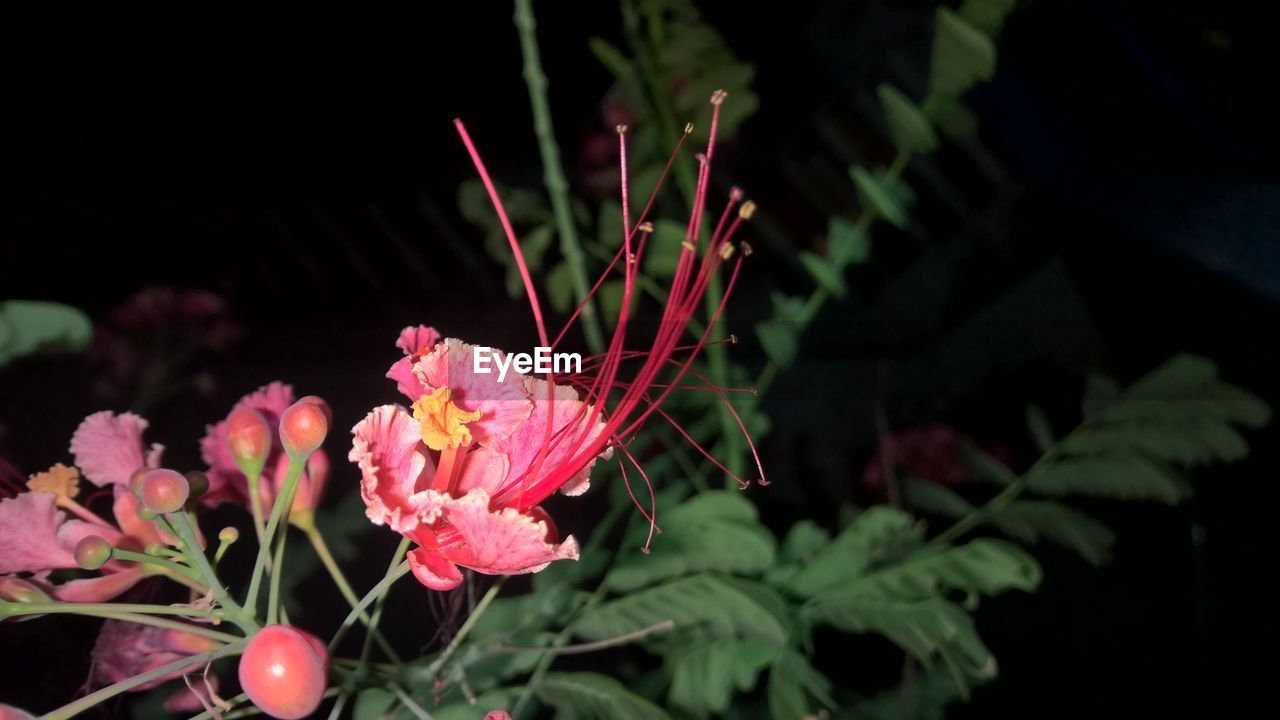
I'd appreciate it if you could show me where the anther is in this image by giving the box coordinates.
[616,124,629,134]
[741,242,754,257]
[719,244,735,260]
[681,241,697,252]
[728,334,739,344]
[638,221,655,233]
[710,89,728,105]
[695,152,708,166]
[739,201,757,219]
[729,187,744,201]
[683,122,694,135]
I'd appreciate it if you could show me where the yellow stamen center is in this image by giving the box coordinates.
[412,387,482,451]
[27,463,81,508]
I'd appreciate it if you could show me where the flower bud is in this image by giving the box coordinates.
[239,625,329,719]
[0,577,51,604]
[184,471,210,499]
[280,400,328,458]
[139,469,190,514]
[129,467,149,497]
[218,526,240,543]
[226,406,272,478]
[74,535,113,570]
[297,395,333,427]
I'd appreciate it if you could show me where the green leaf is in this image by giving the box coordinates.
[606,491,777,591]
[588,37,633,81]
[791,506,917,598]
[596,279,639,329]
[957,440,1017,486]
[572,574,788,646]
[642,220,690,278]
[1026,455,1187,504]
[849,539,1042,598]
[843,671,962,720]
[1060,419,1251,466]
[799,251,846,297]
[985,500,1116,566]
[929,8,997,97]
[767,649,836,720]
[850,166,909,229]
[828,217,871,267]
[877,84,939,154]
[903,477,975,519]
[959,0,1018,37]
[667,638,776,717]
[770,292,808,323]
[545,261,577,314]
[779,520,832,564]
[928,96,979,140]
[538,672,672,720]
[756,320,799,367]
[0,300,93,365]
[352,687,396,720]
[806,592,996,692]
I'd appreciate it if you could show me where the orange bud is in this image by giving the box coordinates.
[227,406,272,477]
[139,469,190,514]
[279,401,328,458]
[239,625,329,719]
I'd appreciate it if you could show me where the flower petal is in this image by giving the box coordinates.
[413,339,533,445]
[350,405,440,533]
[388,325,442,401]
[0,492,76,573]
[54,568,145,603]
[440,489,578,576]
[70,411,158,488]
[407,546,464,591]
[493,378,610,502]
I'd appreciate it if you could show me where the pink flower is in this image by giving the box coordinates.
[91,619,222,712]
[0,411,186,602]
[352,93,764,590]
[862,424,1015,490]
[352,331,604,590]
[201,382,330,514]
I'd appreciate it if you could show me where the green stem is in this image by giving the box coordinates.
[393,686,435,720]
[423,576,506,678]
[168,511,254,631]
[246,455,306,615]
[267,522,287,625]
[329,559,412,652]
[0,602,220,620]
[247,471,268,547]
[43,641,244,720]
[111,548,203,581]
[304,524,402,664]
[0,604,238,643]
[514,0,604,354]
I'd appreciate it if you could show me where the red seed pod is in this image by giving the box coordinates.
[139,469,190,514]
[74,535,112,570]
[238,625,329,720]
[279,400,328,458]
[226,406,272,476]
[297,395,333,427]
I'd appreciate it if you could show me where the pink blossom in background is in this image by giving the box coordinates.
[201,382,330,513]
[91,620,221,712]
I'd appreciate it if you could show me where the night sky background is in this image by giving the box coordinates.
[3,2,1280,717]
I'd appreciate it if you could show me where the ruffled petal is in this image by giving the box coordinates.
[453,446,511,497]
[350,405,440,533]
[69,411,157,488]
[439,489,578,576]
[408,546,464,591]
[413,339,533,445]
[493,378,610,501]
[388,325,442,401]
[0,492,77,573]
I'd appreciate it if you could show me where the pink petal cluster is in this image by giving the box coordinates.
[91,619,221,712]
[351,327,610,590]
[0,412,172,602]
[200,382,330,513]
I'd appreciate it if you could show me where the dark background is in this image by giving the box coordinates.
[3,1,1279,717]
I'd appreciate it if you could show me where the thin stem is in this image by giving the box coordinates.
[329,559,412,652]
[496,619,673,656]
[43,641,244,720]
[514,0,605,355]
[247,472,268,547]
[305,525,402,664]
[931,478,1027,546]
[393,686,435,720]
[267,522,287,625]
[0,602,222,620]
[423,576,507,678]
[168,511,254,630]
[111,548,203,581]
[0,604,239,643]
[247,455,306,615]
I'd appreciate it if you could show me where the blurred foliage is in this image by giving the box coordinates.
[0,300,91,366]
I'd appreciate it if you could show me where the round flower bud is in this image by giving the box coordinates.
[218,526,240,543]
[74,535,113,570]
[297,395,333,427]
[139,469,190,514]
[279,401,328,458]
[239,625,329,719]
[226,406,272,477]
